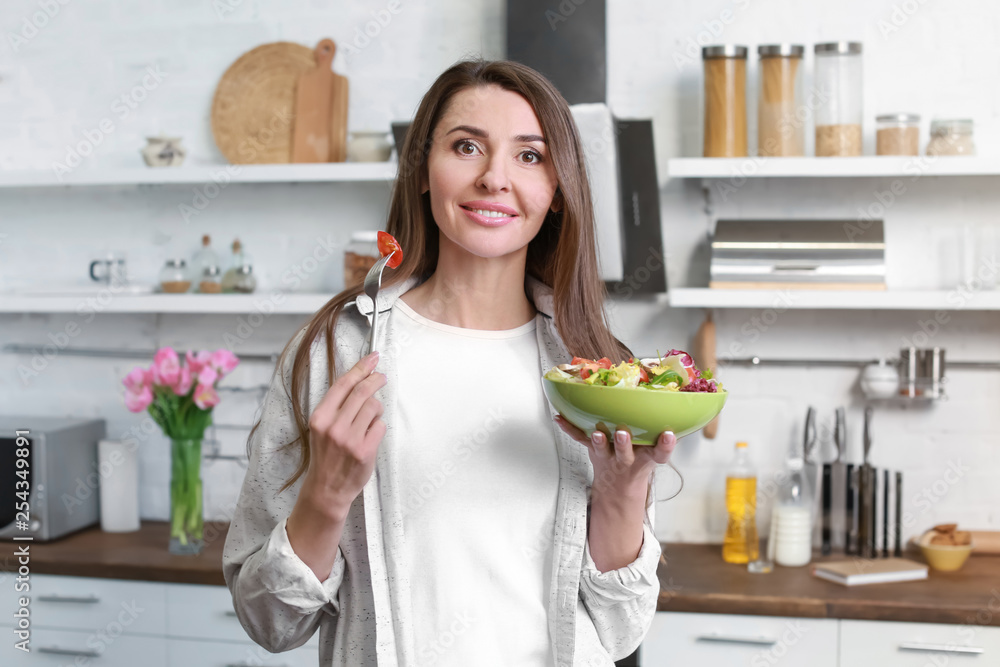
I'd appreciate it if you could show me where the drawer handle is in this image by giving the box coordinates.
[899,642,984,655]
[38,594,101,604]
[696,634,778,647]
[39,645,101,657]
[224,610,239,617]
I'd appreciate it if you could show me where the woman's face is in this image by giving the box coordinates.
[422,84,560,263]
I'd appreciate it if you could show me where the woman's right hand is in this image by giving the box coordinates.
[301,351,387,518]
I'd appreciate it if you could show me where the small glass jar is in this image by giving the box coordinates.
[198,265,222,293]
[926,119,975,156]
[876,113,920,156]
[344,231,380,288]
[159,259,191,293]
[814,42,863,156]
[222,265,256,294]
[758,44,805,157]
[702,45,748,158]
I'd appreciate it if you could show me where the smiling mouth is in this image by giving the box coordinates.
[460,206,517,219]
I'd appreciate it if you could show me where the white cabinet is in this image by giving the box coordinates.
[0,574,167,636]
[840,619,1000,666]
[640,612,839,667]
[0,574,319,666]
[166,581,264,643]
[0,627,168,666]
[167,638,319,667]
[642,613,1000,666]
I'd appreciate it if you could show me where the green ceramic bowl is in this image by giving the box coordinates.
[543,376,728,444]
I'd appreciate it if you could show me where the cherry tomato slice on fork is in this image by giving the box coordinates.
[377,231,403,269]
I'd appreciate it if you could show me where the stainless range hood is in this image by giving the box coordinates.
[507,0,666,294]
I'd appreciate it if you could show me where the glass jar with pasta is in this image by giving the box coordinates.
[702,45,748,158]
[758,44,805,157]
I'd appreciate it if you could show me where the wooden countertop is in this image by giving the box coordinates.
[658,543,1000,626]
[0,521,229,586]
[4,523,998,626]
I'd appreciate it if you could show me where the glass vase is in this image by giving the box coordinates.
[169,438,204,554]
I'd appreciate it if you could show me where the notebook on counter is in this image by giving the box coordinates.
[812,558,928,586]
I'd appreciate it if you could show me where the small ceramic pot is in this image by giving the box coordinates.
[347,131,393,162]
[142,136,186,167]
[860,359,900,399]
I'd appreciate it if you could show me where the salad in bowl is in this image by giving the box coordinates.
[542,350,727,444]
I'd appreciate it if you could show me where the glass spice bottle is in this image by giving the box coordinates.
[221,238,257,294]
[192,234,221,282]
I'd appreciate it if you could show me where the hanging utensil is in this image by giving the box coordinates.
[693,311,719,439]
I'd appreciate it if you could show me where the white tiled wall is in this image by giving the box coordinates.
[1,0,998,544]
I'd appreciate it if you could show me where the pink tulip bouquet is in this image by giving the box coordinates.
[123,347,239,439]
[122,347,239,554]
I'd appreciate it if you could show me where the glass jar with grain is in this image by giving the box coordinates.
[159,258,191,293]
[344,231,380,289]
[814,42,863,157]
[875,114,920,156]
[757,44,805,157]
[198,265,223,293]
[702,45,748,158]
[926,119,975,156]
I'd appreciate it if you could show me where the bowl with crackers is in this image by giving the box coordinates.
[917,523,974,572]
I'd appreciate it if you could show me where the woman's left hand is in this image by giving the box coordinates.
[553,415,677,494]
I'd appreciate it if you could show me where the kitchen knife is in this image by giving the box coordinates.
[859,466,872,558]
[870,466,879,557]
[860,407,875,558]
[883,469,890,558]
[894,471,903,557]
[845,463,857,555]
[821,463,832,555]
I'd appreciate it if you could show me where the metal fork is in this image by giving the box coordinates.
[360,252,396,358]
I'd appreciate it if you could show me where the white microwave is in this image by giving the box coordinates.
[0,416,105,541]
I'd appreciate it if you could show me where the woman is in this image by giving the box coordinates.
[223,59,677,667]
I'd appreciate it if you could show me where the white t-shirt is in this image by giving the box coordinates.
[391,296,560,666]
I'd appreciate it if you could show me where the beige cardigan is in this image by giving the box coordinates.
[223,273,661,666]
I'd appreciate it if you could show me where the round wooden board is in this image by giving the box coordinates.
[211,42,314,164]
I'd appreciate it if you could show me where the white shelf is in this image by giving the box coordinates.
[666,156,1000,179]
[668,288,1000,310]
[0,163,397,188]
[0,292,335,314]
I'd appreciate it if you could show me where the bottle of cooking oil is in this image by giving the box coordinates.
[722,441,758,564]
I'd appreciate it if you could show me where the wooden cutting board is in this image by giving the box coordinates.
[211,42,315,164]
[291,38,348,163]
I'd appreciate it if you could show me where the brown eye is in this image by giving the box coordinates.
[455,140,478,155]
[520,150,542,164]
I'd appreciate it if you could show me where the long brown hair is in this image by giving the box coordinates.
[250,58,639,493]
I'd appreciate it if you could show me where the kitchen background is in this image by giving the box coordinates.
[1,0,998,548]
